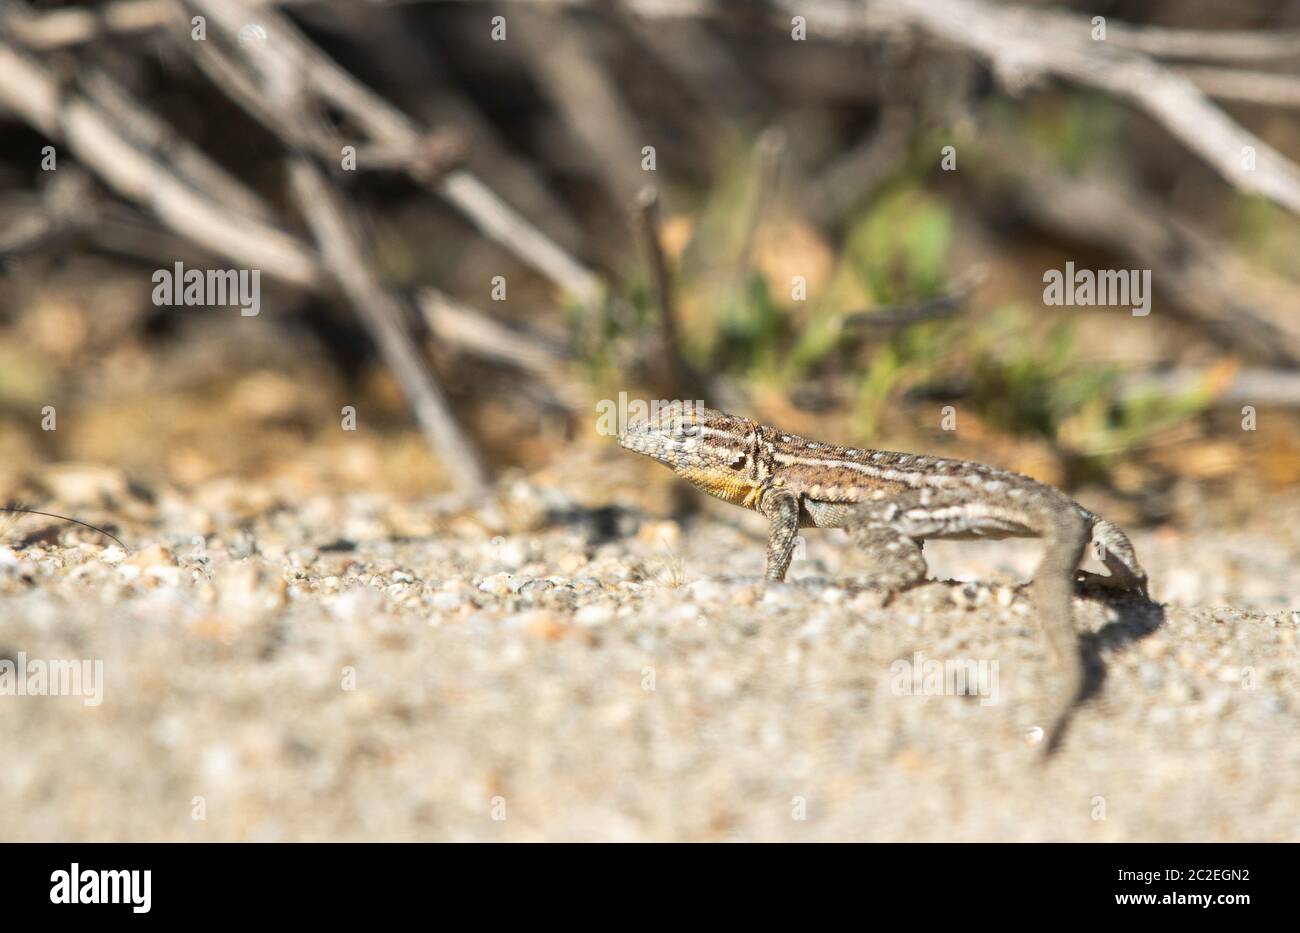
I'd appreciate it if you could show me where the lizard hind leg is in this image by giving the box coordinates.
[839,487,987,595]
[846,520,929,594]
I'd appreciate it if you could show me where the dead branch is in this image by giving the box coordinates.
[79,67,274,223]
[182,0,603,305]
[1176,66,1300,110]
[0,0,313,49]
[615,8,763,136]
[733,128,787,289]
[635,185,692,398]
[288,159,490,494]
[1,0,178,49]
[15,0,1300,224]
[809,106,914,226]
[11,0,1298,66]
[850,0,1300,218]
[841,266,987,330]
[300,3,588,252]
[417,288,581,409]
[1120,367,1300,408]
[0,40,321,286]
[1066,19,1300,64]
[0,34,567,478]
[512,6,649,208]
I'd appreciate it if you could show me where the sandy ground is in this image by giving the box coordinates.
[0,470,1297,842]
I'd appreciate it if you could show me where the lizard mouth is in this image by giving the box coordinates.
[616,424,645,449]
[618,423,695,465]
[617,424,661,460]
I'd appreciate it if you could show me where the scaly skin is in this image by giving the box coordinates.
[619,402,1149,752]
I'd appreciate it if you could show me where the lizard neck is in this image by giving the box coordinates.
[676,465,766,509]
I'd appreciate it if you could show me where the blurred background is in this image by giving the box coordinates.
[1,0,1299,528]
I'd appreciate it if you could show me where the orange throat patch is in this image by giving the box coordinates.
[679,467,763,508]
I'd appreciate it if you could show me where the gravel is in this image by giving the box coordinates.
[0,479,1297,841]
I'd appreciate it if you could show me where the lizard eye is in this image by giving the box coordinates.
[729,452,747,470]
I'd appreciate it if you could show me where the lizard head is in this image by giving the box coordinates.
[618,403,765,507]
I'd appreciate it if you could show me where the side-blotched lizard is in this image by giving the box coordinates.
[619,403,1150,750]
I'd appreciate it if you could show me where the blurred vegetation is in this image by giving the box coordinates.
[589,157,1216,489]
[1,0,1299,515]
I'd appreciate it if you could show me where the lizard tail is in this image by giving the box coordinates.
[1032,502,1089,755]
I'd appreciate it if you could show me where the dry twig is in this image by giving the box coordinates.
[1176,66,1300,111]
[841,266,987,330]
[635,185,692,398]
[417,288,580,407]
[854,0,1300,218]
[289,159,490,494]
[182,0,603,305]
[0,40,321,286]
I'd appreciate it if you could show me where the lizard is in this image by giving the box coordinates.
[618,402,1149,751]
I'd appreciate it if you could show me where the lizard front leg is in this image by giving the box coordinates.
[759,488,801,582]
